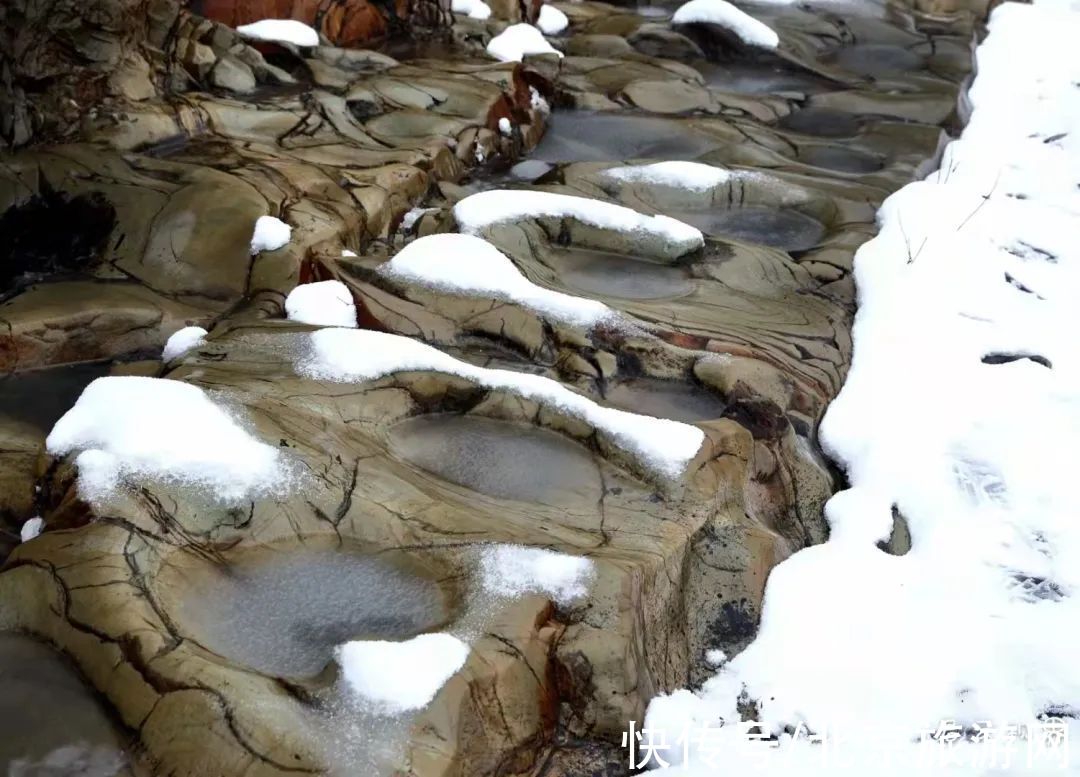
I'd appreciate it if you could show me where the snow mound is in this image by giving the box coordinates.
[480,545,595,604]
[336,633,469,713]
[20,517,43,543]
[382,233,614,329]
[643,1,1080,773]
[537,4,569,34]
[236,19,319,47]
[486,23,563,62]
[603,161,734,191]
[297,329,705,480]
[671,0,779,49]
[162,326,208,362]
[46,377,291,504]
[453,189,704,259]
[285,280,358,328]
[451,0,492,19]
[250,215,291,255]
[498,117,512,136]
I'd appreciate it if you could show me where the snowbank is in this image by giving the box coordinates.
[603,161,734,191]
[451,0,491,19]
[284,280,358,328]
[486,23,563,62]
[480,545,595,604]
[453,189,704,260]
[236,19,319,47]
[643,1,1080,773]
[162,326,207,362]
[381,233,614,329]
[46,377,291,504]
[336,633,469,713]
[297,329,705,479]
[537,4,569,34]
[250,215,291,255]
[671,0,779,49]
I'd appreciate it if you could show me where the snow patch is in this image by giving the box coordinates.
[603,161,734,191]
[537,4,569,34]
[20,517,43,543]
[451,0,492,18]
[162,326,207,362]
[285,280,357,328]
[480,545,595,604]
[46,377,292,505]
[336,633,469,713]
[453,189,703,259]
[296,329,705,479]
[498,117,512,136]
[486,23,564,62]
[250,215,291,255]
[671,0,779,49]
[236,19,319,47]
[381,233,614,329]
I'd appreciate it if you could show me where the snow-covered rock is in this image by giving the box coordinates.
[451,0,492,18]
[671,0,779,49]
[250,215,291,255]
[236,19,319,47]
[46,377,292,504]
[336,633,469,713]
[296,329,705,480]
[486,23,563,62]
[162,326,208,362]
[603,161,734,191]
[381,233,613,328]
[284,280,357,328]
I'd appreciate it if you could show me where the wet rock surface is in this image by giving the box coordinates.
[0,0,984,773]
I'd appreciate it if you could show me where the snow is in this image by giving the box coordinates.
[643,1,1080,773]
[381,233,614,329]
[671,0,779,49]
[236,19,319,47]
[536,4,569,34]
[400,207,438,232]
[341,249,358,257]
[296,329,705,479]
[453,190,704,260]
[336,633,469,714]
[498,117,512,136]
[284,280,357,328]
[603,161,734,191]
[46,377,291,504]
[19,517,43,543]
[250,215,291,255]
[486,23,564,62]
[162,326,207,362]
[480,545,594,604]
[451,0,492,18]
[529,86,550,115]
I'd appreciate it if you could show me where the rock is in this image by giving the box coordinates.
[210,54,257,92]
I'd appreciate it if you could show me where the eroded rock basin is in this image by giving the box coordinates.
[532,112,718,162]
[798,144,884,174]
[605,377,726,422]
[546,246,695,300]
[0,634,128,776]
[776,107,863,138]
[0,361,111,430]
[827,43,925,77]
[665,206,827,251]
[389,415,603,505]
[696,61,832,95]
[173,548,454,678]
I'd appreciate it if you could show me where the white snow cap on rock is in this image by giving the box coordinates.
[453,189,704,259]
[671,0,779,49]
[451,0,492,18]
[643,1,1080,774]
[250,215,291,255]
[20,517,44,543]
[336,634,469,714]
[498,117,512,136]
[486,23,564,62]
[284,280,357,328]
[162,326,208,362]
[536,4,569,34]
[46,377,291,505]
[382,233,614,329]
[297,329,705,479]
[480,545,594,604]
[603,161,734,191]
[236,19,319,47]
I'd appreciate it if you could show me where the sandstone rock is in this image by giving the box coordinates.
[210,53,257,92]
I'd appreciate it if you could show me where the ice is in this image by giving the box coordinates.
[236,19,319,47]
[285,280,357,328]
